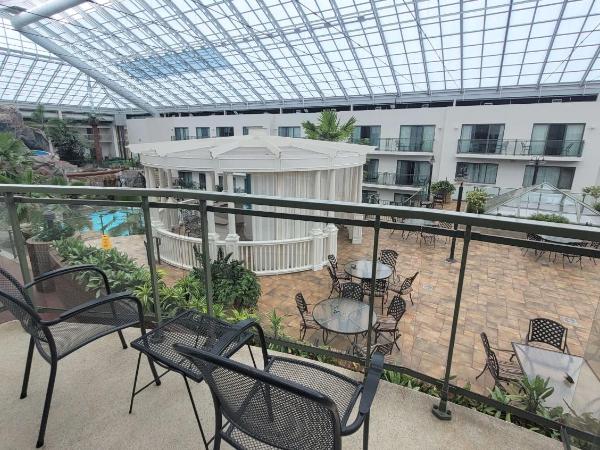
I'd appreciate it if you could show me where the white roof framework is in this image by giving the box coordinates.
[1,0,600,113]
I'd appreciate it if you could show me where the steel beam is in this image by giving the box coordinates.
[10,0,87,29]
[536,0,568,88]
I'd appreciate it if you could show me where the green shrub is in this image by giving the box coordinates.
[466,189,488,213]
[430,180,456,195]
[35,221,75,242]
[529,213,570,224]
[594,202,600,213]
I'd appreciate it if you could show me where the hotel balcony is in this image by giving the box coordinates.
[456,139,584,161]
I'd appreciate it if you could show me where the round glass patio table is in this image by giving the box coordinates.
[344,260,393,280]
[312,298,377,337]
[537,235,584,245]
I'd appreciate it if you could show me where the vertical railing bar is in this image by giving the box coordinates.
[363,214,380,450]
[5,192,33,286]
[141,196,162,325]
[199,200,214,317]
[433,224,472,420]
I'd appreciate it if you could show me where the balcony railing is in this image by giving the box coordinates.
[363,171,430,187]
[170,135,210,141]
[378,138,434,152]
[457,139,584,157]
[1,184,600,448]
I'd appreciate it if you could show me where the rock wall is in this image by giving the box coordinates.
[0,105,49,151]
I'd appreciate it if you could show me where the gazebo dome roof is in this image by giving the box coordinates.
[130,130,371,172]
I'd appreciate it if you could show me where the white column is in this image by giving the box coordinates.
[225,172,240,259]
[205,171,219,258]
[352,165,363,244]
[325,169,339,257]
[311,227,324,270]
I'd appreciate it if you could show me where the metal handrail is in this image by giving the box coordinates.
[457,139,584,157]
[1,183,600,446]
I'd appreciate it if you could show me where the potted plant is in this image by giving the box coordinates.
[466,189,488,214]
[430,180,456,203]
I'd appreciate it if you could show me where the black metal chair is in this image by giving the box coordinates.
[0,265,159,448]
[361,278,389,313]
[326,265,346,298]
[378,249,398,281]
[374,295,406,351]
[175,320,384,450]
[523,233,544,258]
[295,292,321,341]
[389,272,419,305]
[328,254,351,281]
[433,192,445,208]
[476,332,522,391]
[561,241,588,269]
[339,282,364,302]
[527,318,569,353]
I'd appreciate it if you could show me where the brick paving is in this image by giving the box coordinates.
[257,225,600,392]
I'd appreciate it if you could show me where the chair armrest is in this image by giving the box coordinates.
[342,352,384,435]
[41,291,141,325]
[25,264,111,294]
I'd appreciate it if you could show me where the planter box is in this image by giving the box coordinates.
[26,238,56,293]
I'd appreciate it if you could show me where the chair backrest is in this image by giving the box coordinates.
[327,254,338,271]
[361,278,388,296]
[340,282,363,302]
[527,318,568,352]
[175,345,342,450]
[400,272,419,291]
[326,265,339,284]
[480,332,500,380]
[387,295,406,322]
[379,249,398,268]
[434,192,444,200]
[0,268,45,341]
[526,233,541,242]
[295,292,308,315]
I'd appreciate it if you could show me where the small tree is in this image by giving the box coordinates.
[30,104,46,130]
[46,119,88,163]
[582,185,600,202]
[466,189,488,213]
[302,110,356,141]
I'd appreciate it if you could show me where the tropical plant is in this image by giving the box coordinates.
[29,104,46,130]
[466,188,488,213]
[430,180,456,195]
[0,132,33,183]
[34,220,75,242]
[266,308,286,338]
[46,118,88,163]
[192,248,261,308]
[508,376,555,414]
[582,185,600,202]
[529,213,570,224]
[301,110,357,141]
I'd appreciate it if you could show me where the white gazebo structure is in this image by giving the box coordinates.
[130,128,370,275]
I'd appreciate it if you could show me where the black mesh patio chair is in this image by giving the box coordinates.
[588,240,600,264]
[326,265,347,298]
[339,282,364,302]
[526,318,569,353]
[378,249,398,280]
[437,222,453,243]
[523,233,545,258]
[476,332,522,391]
[361,278,389,313]
[295,292,321,341]
[561,241,588,269]
[418,229,436,247]
[433,192,445,208]
[175,320,385,450]
[374,295,406,351]
[389,272,419,305]
[0,265,159,448]
[328,254,351,281]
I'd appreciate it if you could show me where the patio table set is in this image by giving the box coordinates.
[524,233,598,269]
[0,265,385,449]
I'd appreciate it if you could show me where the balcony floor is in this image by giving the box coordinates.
[0,322,562,449]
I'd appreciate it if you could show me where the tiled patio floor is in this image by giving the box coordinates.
[257,225,600,392]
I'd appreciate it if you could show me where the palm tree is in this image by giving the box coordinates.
[301,110,357,141]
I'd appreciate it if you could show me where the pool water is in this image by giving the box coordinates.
[84,209,141,236]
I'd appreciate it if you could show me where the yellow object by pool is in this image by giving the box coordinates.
[100,234,112,250]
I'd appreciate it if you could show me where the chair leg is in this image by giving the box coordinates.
[36,360,57,448]
[20,336,35,399]
[475,364,487,380]
[409,292,414,305]
[117,330,128,349]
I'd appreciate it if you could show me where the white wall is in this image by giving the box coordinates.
[126,99,600,192]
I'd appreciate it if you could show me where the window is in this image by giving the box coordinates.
[174,127,189,140]
[523,166,575,190]
[178,171,194,188]
[216,127,234,137]
[458,124,505,153]
[396,160,431,186]
[362,190,379,203]
[278,126,301,138]
[352,126,381,147]
[242,126,249,135]
[196,127,209,139]
[399,125,435,151]
[530,124,584,156]
[456,162,498,184]
[363,159,379,182]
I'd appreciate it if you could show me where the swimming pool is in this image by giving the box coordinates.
[84,208,143,236]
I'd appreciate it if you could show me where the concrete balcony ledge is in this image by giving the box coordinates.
[0,321,563,449]
[455,153,582,162]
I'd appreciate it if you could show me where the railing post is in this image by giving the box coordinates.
[5,193,32,286]
[434,224,472,420]
[363,214,380,450]
[311,228,324,270]
[199,200,214,317]
[141,196,162,325]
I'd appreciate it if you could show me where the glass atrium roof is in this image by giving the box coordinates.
[1,0,600,113]
[485,183,600,226]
